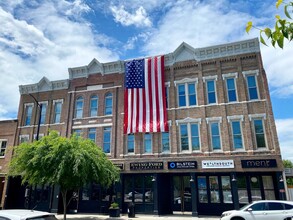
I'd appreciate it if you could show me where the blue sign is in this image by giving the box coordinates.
[168,161,197,169]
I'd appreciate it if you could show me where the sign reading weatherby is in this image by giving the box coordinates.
[130,162,164,170]
[202,160,234,169]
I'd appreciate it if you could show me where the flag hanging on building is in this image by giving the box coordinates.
[124,56,168,134]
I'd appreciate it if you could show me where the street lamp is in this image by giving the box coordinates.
[28,94,42,141]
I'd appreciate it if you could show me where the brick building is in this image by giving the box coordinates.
[6,38,285,216]
[0,119,18,209]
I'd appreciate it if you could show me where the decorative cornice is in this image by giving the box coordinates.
[19,77,69,95]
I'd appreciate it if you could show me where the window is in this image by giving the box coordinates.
[221,176,232,203]
[19,135,29,143]
[209,176,220,203]
[206,80,217,104]
[0,140,7,157]
[253,119,266,148]
[75,96,84,119]
[40,103,47,125]
[162,132,170,152]
[103,127,111,153]
[246,75,259,100]
[73,129,82,137]
[127,134,134,153]
[90,95,98,117]
[226,78,237,102]
[33,133,44,141]
[165,85,169,108]
[24,104,33,126]
[88,128,96,142]
[53,101,62,123]
[262,176,275,200]
[144,133,152,153]
[104,93,113,115]
[198,176,208,203]
[209,122,221,150]
[231,120,243,149]
[179,123,200,152]
[177,82,197,107]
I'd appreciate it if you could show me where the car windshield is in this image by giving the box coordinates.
[28,215,58,220]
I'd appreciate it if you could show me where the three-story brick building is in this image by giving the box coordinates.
[6,38,284,216]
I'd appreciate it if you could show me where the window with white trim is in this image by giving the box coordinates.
[33,133,44,141]
[144,133,152,153]
[243,70,259,100]
[0,140,7,157]
[75,96,84,119]
[24,104,33,126]
[226,78,237,102]
[161,132,170,153]
[206,80,217,104]
[127,134,134,154]
[40,103,47,125]
[231,120,244,150]
[53,100,62,124]
[207,118,222,150]
[177,82,197,107]
[88,128,96,142]
[90,95,98,117]
[103,127,111,153]
[165,85,169,108]
[253,119,266,148]
[19,135,29,143]
[73,129,82,137]
[104,93,113,115]
[179,123,200,152]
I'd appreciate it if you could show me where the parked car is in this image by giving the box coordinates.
[220,200,293,220]
[0,209,57,220]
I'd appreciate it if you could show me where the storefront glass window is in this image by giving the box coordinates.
[198,176,207,203]
[124,176,132,203]
[221,176,232,203]
[134,176,144,203]
[209,176,220,203]
[262,176,275,200]
[250,176,262,202]
[237,176,249,204]
[145,176,153,203]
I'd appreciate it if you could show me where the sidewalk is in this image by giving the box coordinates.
[56,213,219,220]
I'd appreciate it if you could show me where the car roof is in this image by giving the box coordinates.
[0,209,53,219]
[252,200,293,204]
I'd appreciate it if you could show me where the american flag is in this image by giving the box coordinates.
[124,56,168,134]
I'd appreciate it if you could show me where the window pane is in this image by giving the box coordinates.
[180,124,188,151]
[198,176,208,203]
[227,78,237,102]
[128,134,134,153]
[103,127,111,153]
[209,176,220,203]
[105,93,113,115]
[25,105,33,125]
[178,85,186,107]
[88,128,96,142]
[191,124,199,150]
[237,176,248,204]
[221,176,232,203]
[75,97,84,118]
[40,104,47,125]
[254,119,266,148]
[162,132,170,152]
[54,102,62,123]
[232,121,243,149]
[207,80,216,104]
[210,123,221,150]
[247,75,258,100]
[262,176,275,200]
[90,96,98,117]
[144,133,152,153]
[188,83,196,106]
[0,141,7,157]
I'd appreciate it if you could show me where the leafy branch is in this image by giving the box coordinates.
[246,0,293,48]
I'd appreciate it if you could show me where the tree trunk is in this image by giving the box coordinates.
[61,190,67,220]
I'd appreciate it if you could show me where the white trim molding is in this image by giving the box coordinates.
[206,117,222,124]
[222,72,238,80]
[174,78,198,86]
[227,115,244,122]
[248,113,266,121]
[242,69,259,76]
[176,117,202,125]
[202,75,218,82]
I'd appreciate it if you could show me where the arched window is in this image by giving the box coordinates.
[104,93,113,115]
[75,96,84,118]
[90,95,98,117]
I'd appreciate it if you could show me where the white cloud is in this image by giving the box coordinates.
[110,5,152,27]
[276,119,293,161]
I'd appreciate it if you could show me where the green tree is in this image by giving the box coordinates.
[246,0,293,48]
[9,131,120,220]
[283,159,293,186]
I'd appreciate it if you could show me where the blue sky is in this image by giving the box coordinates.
[1,0,293,160]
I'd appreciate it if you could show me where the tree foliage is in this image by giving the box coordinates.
[283,160,293,186]
[246,0,293,48]
[9,131,120,220]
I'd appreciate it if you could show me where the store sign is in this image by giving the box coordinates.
[241,159,277,168]
[130,162,164,170]
[114,163,124,170]
[202,160,234,169]
[168,161,197,169]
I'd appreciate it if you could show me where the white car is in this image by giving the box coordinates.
[0,209,57,220]
[220,200,293,220]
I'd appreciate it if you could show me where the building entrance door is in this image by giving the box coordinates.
[173,176,191,212]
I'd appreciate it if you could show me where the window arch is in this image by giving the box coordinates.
[104,93,113,115]
[90,95,98,117]
[75,96,84,118]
